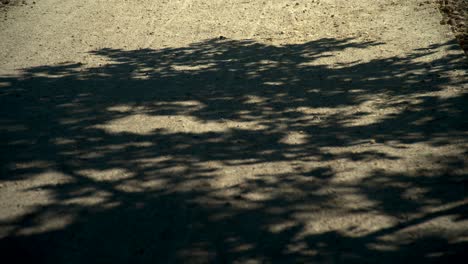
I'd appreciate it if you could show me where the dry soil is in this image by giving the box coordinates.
[0,0,467,263]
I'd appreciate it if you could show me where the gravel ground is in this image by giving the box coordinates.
[0,1,467,263]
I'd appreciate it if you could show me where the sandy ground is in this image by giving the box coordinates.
[0,0,467,263]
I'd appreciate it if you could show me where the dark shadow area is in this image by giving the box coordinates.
[0,37,467,263]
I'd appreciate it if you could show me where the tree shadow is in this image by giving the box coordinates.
[0,37,467,263]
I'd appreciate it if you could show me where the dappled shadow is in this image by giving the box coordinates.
[0,37,467,263]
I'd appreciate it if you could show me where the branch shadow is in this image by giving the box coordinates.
[0,37,467,263]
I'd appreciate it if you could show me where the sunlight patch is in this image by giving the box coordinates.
[52,137,77,145]
[172,64,213,71]
[280,131,308,145]
[0,81,11,88]
[264,81,284,86]
[244,95,265,104]
[106,101,205,114]
[93,114,266,135]
[78,168,135,182]
[16,212,75,237]
[341,100,403,127]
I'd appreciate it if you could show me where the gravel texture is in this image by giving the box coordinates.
[0,1,467,263]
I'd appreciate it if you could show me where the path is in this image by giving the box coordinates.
[0,0,467,263]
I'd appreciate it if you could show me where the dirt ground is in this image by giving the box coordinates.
[0,0,467,263]
[438,0,468,53]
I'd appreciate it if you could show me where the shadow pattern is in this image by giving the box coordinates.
[0,38,467,263]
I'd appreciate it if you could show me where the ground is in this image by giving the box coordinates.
[0,0,467,263]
